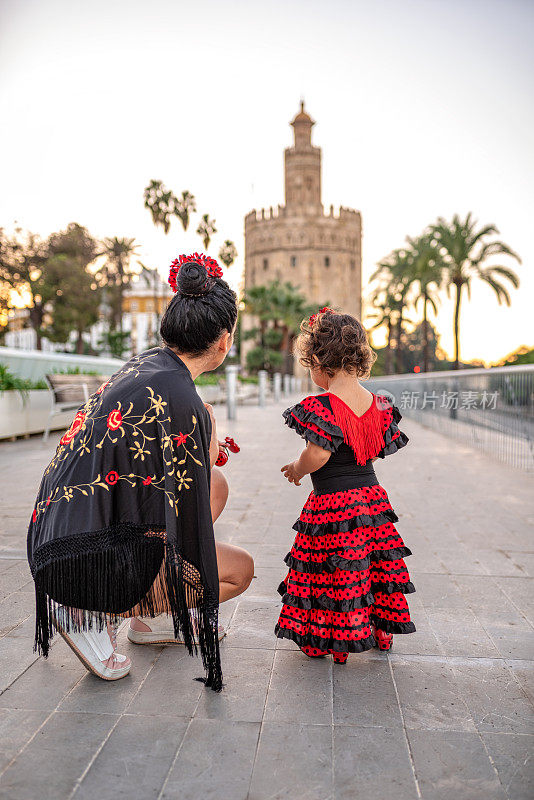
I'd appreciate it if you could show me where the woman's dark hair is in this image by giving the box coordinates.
[160,261,238,355]
[297,310,376,378]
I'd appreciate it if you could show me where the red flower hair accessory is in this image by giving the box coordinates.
[308,307,335,328]
[168,253,223,293]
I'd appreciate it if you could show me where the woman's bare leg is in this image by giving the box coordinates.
[216,541,254,603]
[211,466,254,602]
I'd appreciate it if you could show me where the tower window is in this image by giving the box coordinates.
[324,256,330,268]
[290,255,297,267]
[263,258,269,271]
[350,259,356,272]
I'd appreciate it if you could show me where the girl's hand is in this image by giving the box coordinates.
[281,461,303,486]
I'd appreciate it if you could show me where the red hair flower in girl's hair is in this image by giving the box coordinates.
[168,253,223,293]
[308,307,335,328]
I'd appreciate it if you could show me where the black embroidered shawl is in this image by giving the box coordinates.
[27,346,222,690]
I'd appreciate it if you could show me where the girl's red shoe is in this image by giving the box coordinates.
[333,652,349,664]
[375,629,393,651]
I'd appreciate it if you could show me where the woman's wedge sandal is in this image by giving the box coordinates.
[127,613,227,645]
[53,606,131,680]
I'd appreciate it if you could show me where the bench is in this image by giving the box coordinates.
[43,374,107,441]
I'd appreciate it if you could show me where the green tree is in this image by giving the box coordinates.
[243,280,316,374]
[0,228,48,349]
[196,214,217,251]
[98,329,131,359]
[95,237,139,331]
[432,213,521,369]
[44,224,100,353]
[41,254,101,353]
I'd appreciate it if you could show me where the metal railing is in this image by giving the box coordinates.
[365,365,534,471]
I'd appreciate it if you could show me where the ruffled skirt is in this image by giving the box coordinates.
[275,484,415,656]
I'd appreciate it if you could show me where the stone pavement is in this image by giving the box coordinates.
[0,398,533,800]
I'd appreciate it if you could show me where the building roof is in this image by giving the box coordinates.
[291,100,315,126]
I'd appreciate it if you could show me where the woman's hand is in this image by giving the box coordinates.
[281,461,304,486]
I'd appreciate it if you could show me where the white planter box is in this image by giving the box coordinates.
[0,390,73,440]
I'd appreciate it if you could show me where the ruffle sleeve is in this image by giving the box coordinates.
[283,395,344,452]
[376,403,409,459]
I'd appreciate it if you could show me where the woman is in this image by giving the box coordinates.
[27,253,254,691]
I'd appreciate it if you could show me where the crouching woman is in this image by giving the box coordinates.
[27,253,254,691]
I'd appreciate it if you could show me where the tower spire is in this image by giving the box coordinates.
[285,100,321,213]
[290,99,315,149]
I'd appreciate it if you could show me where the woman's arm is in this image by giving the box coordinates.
[204,403,220,468]
[281,442,331,486]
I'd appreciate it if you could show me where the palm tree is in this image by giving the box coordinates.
[432,213,520,369]
[175,191,197,231]
[406,233,444,372]
[218,240,238,269]
[96,237,139,331]
[367,289,395,374]
[143,180,177,235]
[371,249,415,373]
[196,214,217,251]
[243,284,272,350]
[268,281,315,372]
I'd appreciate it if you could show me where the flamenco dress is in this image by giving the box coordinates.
[275,392,415,662]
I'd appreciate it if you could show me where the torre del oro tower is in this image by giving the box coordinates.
[242,101,362,373]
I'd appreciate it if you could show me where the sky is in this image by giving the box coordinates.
[1,0,532,364]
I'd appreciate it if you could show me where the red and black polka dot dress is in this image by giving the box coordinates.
[275,392,415,662]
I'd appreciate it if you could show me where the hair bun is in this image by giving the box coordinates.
[176,261,213,297]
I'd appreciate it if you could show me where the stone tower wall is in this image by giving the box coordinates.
[242,103,362,375]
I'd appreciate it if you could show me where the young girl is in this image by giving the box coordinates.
[275,308,415,663]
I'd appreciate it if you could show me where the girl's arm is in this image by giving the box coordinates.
[281,442,331,486]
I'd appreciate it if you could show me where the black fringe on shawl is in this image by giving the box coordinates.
[31,523,222,691]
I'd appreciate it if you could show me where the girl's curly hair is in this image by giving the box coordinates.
[297,309,376,378]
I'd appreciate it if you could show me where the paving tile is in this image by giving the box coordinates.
[495,577,534,625]
[426,607,501,658]
[0,592,33,638]
[334,726,417,800]
[505,659,534,705]
[0,637,40,693]
[0,707,49,772]
[407,729,507,800]
[161,719,259,800]
[244,568,281,601]
[391,656,476,731]
[75,714,188,800]
[195,647,274,722]
[333,655,403,728]
[0,657,84,710]
[130,645,205,718]
[225,598,279,650]
[485,627,534,661]
[0,711,118,800]
[264,649,332,724]
[249,722,333,800]
[414,573,469,611]
[481,732,534,800]
[452,660,534,734]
